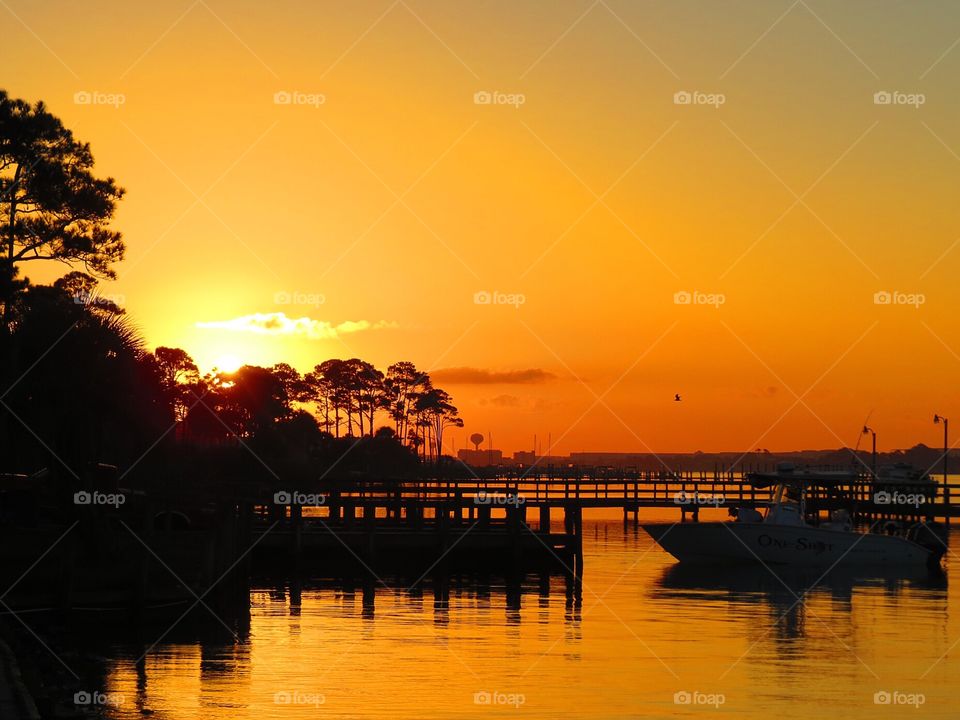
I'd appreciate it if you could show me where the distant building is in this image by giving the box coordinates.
[510,451,570,468]
[513,450,536,466]
[457,448,503,467]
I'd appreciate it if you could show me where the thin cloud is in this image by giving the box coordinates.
[431,367,556,385]
[197,312,395,339]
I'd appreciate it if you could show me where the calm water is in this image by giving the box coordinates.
[91,514,958,719]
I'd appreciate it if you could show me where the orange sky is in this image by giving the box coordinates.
[6,0,960,454]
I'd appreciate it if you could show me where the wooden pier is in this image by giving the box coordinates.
[1,468,954,615]
[249,470,957,574]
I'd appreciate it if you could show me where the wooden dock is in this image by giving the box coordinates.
[1,468,953,614]
[249,470,957,573]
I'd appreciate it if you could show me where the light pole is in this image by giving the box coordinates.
[862,425,876,477]
[934,414,949,487]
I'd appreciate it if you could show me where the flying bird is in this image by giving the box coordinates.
[674,394,682,402]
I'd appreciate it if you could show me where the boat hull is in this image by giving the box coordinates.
[642,522,938,567]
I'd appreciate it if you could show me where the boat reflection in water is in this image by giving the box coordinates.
[652,560,948,644]
[655,561,947,601]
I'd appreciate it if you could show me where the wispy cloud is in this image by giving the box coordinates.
[197,312,395,339]
[431,367,556,385]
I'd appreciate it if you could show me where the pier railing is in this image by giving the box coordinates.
[294,474,948,500]
[270,473,959,518]
[374,477,766,506]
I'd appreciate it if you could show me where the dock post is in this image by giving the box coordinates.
[539,505,551,533]
[453,489,462,526]
[477,503,491,529]
[363,503,377,601]
[438,503,450,553]
[508,503,522,580]
[291,501,302,569]
[573,506,584,578]
[392,487,402,522]
[561,505,584,575]
[328,490,341,524]
[364,503,377,564]
[236,501,253,603]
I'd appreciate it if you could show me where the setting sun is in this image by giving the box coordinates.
[212,354,243,374]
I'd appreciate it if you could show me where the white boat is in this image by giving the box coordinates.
[643,464,946,568]
[873,462,936,489]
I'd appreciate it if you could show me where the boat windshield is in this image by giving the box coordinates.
[769,482,802,504]
[764,481,804,523]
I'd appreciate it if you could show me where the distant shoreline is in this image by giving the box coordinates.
[458,444,956,472]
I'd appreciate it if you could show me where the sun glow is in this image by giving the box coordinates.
[213,354,243,374]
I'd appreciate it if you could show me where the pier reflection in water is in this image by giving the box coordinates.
[87,518,958,719]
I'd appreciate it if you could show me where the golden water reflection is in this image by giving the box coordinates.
[100,520,957,719]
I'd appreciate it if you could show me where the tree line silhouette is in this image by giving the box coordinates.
[156,351,462,462]
[0,89,461,485]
